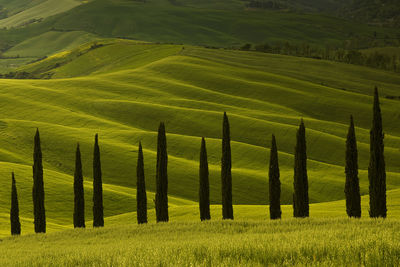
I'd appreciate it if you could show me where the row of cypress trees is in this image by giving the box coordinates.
[9,87,387,235]
[344,86,387,218]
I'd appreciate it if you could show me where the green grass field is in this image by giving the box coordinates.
[0,39,398,238]
[1,218,400,266]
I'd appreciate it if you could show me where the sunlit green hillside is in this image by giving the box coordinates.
[0,39,398,236]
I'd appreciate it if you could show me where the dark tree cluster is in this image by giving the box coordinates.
[8,87,388,236]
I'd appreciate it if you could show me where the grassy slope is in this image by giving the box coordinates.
[0,0,399,49]
[0,0,83,28]
[0,0,46,17]
[3,31,98,58]
[0,40,398,236]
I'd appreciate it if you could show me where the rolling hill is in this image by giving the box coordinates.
[0,0,398,74]
[0,0,84,29]
[0,39,398,236]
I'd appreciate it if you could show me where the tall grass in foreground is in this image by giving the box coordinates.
[1,218,400,266]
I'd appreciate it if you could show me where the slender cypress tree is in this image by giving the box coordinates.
[269,134,281,220]
[293,119,309,218]
[368,86,387,218]
[136,142,147,224]
[93,134,104,227]
[155,123,168,222]
[221,112,233,220]
[345,115,361,218]
[199,137,211,221]
[10,172,21,235]
[33,129,46,233]
[74,143,85,228]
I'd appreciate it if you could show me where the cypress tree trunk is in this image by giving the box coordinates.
[293,119,309,218]
[136,142,148,224]
[269,134,281,219]
[74,143,85,228]
[368,86,387,218]
[155,123,168,222]
[32,129,46,233]
[199,137,211,221]
[345,115,361,218]
[93,134,104,227]
[10,172,21,235]
[221,112,233,219]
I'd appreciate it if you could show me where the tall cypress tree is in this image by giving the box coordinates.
[293,119,309,218]
[136,142,147,224]
[345,115,361,218]
[74,143,85,228]
[368,86,387,218]
[10,172,21,235]
[269,134,281,220]
[221,112,233,220]
[93,134,104,227]
[199,137,211,221]
[33,129,46,233]
[155,123,168,222]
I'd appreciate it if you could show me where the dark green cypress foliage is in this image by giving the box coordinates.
[93,134,104,227]
[368,86,387,218]
[136,142,147,224]
[32,129,46,233]
[155,123,168,222]
[74,143,85,228]
[10,172,21,235]
[293,119,309,218]
[221,112,233,220]
[345,115,361,218]
[199,137,211,221]
[269,135,281,220]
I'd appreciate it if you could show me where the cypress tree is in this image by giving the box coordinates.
[93,134,104,227]
[136,142,147,224]
[269,134,281,220]
[345,115,361,218]
[10,172,21,235]
[199,137,211,221]
[74,143,85,228]
[221,112,233,220]
[32,129,46,233]
[293,119,309,218]
[155,123,168,222]
[368,86,387,218]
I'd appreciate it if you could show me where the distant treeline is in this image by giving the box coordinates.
[9,87,389,236]
[240,42,400,73]
[243,0,400,27]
